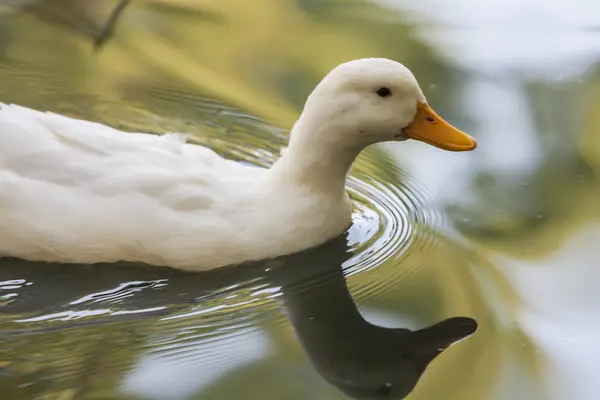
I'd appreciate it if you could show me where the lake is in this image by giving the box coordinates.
[0,0,599,399]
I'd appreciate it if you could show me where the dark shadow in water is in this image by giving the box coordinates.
[93,0,131,50]
[1,0,129,49]
[1,0,225,51]
[0,236,477,399]
[265,236,477,400]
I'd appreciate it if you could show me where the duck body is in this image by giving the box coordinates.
[0,58,476,270]
[0,105,352,270]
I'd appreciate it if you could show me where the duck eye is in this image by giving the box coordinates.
[376,87,391,97]
[376,382,393,396]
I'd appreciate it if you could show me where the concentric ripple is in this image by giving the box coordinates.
[343,151,448,300]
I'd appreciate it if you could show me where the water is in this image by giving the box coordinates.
[0,0,599,399]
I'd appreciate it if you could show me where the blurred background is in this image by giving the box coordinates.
[0,0,599,399]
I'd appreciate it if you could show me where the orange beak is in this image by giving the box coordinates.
[403,102,477,152]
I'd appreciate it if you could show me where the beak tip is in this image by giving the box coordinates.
[470,137,478,150]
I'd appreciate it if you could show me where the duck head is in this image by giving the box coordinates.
[291,58,477,152]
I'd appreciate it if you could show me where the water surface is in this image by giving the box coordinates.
[0,1,599,399]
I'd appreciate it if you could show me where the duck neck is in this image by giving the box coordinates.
[269,117,362,195]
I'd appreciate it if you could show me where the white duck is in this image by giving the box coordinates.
[0,58,476,271]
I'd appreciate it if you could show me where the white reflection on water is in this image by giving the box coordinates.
[381,0,600,74]
[122,327,271,400]
[496,224,600,400]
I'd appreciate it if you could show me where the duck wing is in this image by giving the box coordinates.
[0,104,264,267]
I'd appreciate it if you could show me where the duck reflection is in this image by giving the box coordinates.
[0,236,477,399]
[265,236,478,400]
